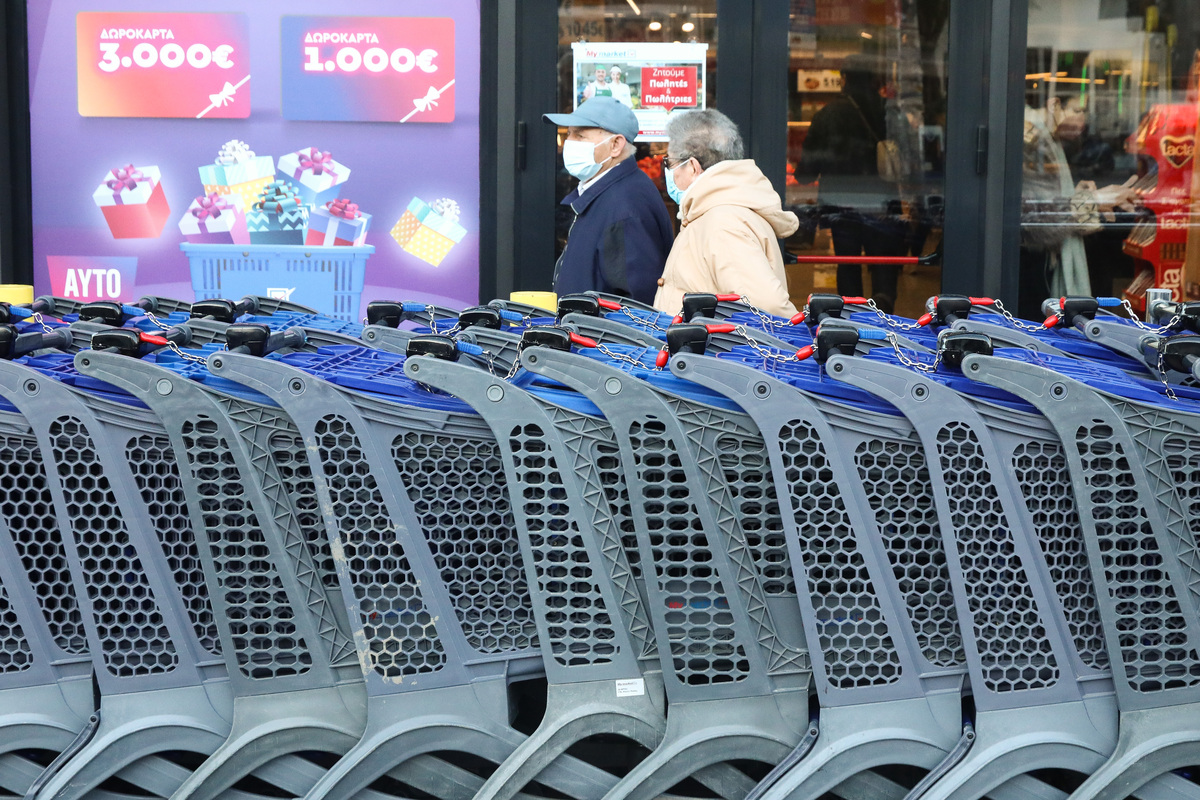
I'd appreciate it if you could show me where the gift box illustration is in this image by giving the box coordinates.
[306,198,372,247]
[199,140,276,211]
[178,192,249,245]
[391,197,467,267]
[277,147,351,207]
[92,164,171,239]
[246,181,309,244]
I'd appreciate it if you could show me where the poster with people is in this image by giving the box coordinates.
[570,42,708,141]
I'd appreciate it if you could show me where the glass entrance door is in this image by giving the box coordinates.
[784,0,950,317]
[1014,0,1200,318]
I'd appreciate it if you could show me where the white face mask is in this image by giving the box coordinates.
[563,135,615,181]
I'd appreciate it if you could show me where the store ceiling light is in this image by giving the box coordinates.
[649,19,662,30]
[626,0,641,14]
[681,19,695,32]
[860,31,873,39]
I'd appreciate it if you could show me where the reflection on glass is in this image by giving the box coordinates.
[1018,1,1200,319]
[786,0,948,317]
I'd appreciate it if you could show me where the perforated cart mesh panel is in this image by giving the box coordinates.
[542,403,656,661]
[507,422,616,667]
[595,440,641,581]
[315,415,447,677]
[269,432,340,595]
[855,438,963,668]
[662,395,807,677]
[127,434,222,657]
[0,432,87,655]
[0,580,31,673]
[218,396,355,667]
[392,429,537,655]
[935,421,1059,693]
[1073,419,1200,693]
[716,435,794,597]
[629,417,750,686]
[49,416,179,677]
[181,414,313,679]
[1011,440,1107,671]
[777,420,901,687]
[1164,435,1200,535]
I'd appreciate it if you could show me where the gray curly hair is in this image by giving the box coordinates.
[665,108,744,169]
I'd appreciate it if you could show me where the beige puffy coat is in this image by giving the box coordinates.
[653,159,799,317]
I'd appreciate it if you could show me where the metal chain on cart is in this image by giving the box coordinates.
[862,299,924,331]
[30,312,56,334]
[616,305,667,332]
[888,331,941,374]
[142,310,172,330]
[1154,347,1180,402]
[981,298,1048,333]
[1118,298,1181,334]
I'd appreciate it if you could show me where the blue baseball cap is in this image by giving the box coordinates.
[543,97,639,142]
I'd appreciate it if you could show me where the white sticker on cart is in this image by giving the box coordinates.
[615,678,645,697]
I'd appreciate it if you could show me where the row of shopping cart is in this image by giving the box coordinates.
[0,287,1196,800]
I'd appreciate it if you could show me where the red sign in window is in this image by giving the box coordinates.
[640,66,698,111]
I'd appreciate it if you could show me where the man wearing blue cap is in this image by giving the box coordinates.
[544,96,673,304]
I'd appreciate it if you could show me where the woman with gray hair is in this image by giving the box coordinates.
[653,108,799,317]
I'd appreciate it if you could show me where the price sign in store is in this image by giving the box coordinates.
[281,16,456,123]
[76,13,251,118]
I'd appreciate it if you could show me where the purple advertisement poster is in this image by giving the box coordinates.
[29,1,481,320]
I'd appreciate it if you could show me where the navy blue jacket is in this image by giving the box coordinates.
[553,158,673,305]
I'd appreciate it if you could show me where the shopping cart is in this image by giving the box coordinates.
[505,339,813,800]
[824,332,1191,800]
[72,343,374,800]
[0,331,94,797]
[212,341,661,800]
[966,344,1200,800]
[410,335,792,800]
[0,341,342,800]
[661,338,968,800]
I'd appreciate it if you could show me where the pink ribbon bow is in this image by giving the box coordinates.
[298,148,336,176]
[105,164,146,192]
[327,198,360,219]
[190,193,230,221]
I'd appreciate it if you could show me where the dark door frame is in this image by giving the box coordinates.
[1,0,34,285]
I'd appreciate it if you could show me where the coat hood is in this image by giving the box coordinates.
[680,159,799,239]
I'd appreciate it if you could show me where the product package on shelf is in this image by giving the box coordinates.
[178,192,249,245]
[305,198,371,246]
[198,139,276,211]
[277,146,351,207]
[246,180,309,244]
[91,164,171,239]
[390,196,467,267]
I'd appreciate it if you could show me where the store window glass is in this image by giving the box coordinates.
[786,0,949,317]
[554,0,717,259]
[1018,0,1200,319]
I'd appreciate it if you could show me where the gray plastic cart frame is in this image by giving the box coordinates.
[667,353,966,800]
[827,353,1178,800]
[205,349,628,800]
[967,353,1200,800]
[511,346,812,800]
